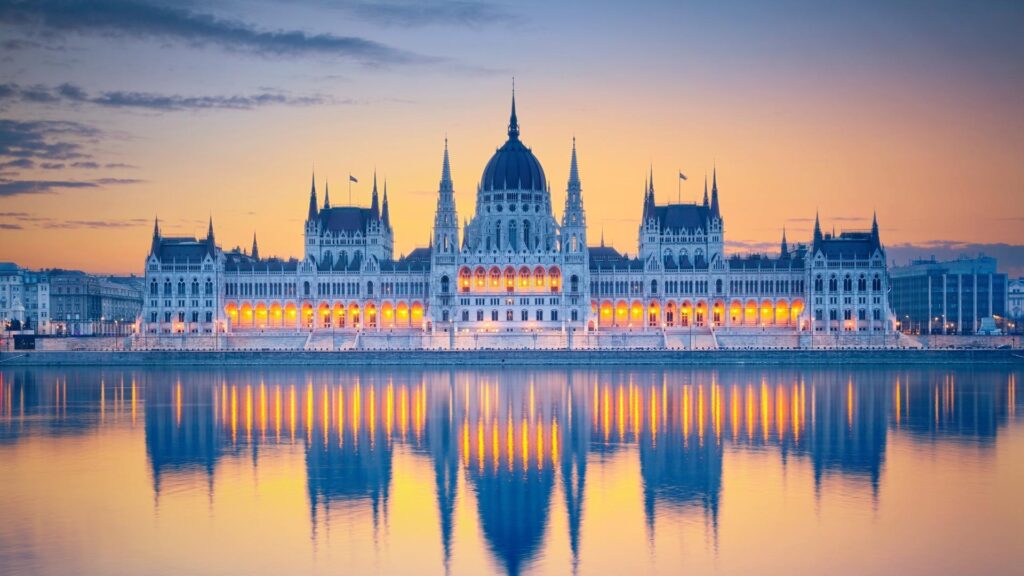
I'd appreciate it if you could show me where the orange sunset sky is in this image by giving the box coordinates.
[1,1,1022,275]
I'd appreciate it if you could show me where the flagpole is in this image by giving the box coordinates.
[348,173,352,205]
[677,167,681,203]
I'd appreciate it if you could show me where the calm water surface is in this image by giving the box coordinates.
[1,366,1022,575]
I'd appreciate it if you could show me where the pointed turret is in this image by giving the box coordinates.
[871,210,879,245]
[813,211,823,245]
[323,179,330,210]
[567,137,580,191]
[251,232,259,260]
[307,171,318,221]
[780,227,789,258]
[711,166,720,216]
[381,180,391,230]
[702,174,709,208]
[206,216,216,255]
[508,78,520,140]
[370,171,380,219]
[440,137,453,191]
[150,216,161,255]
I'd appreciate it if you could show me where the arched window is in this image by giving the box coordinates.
[858,275,867,291]
[205,279,213,295]
[164,280,172,296]
[843,275,853,291]
[303,281,310,297]
[651,279,658,294]
[523,220,532,251]
[440,275,450,294]
[177,279,186,296]
[570,275,579,294]
[715,279,723,294]
[872,275,882,291]
[150,280,158,296]
[815,275,824,292]
[367,281,374,296]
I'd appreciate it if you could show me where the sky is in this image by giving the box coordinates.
[0,0,1022,276]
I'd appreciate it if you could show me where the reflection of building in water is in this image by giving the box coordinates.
[452,372,559,576]
[635,376,723,534]
[3,367,1021,574]
[0,368,128,443]
[893,370,1020,443]
[144,374,223,497]
[304,377,396,533]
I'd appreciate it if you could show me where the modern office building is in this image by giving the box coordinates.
[889,256,1008,334]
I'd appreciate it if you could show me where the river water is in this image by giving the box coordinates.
[1,366,1021,575]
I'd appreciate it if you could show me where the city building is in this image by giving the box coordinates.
[1008,277,1023,330]
[22,270,50,334]
[50,270,144,335]
[0,262,26,331]
[889,255,1008,334]
[142,92,895,340]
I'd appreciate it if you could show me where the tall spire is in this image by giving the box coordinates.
[507,77,520,140]
[813,211,823,244]
[323,179,330,210]
[702,174,709,208]
[307,170,318,221]
[711,166,720,216]
[251,232,259,260]
[871,210,879,237]
[206,216,214,241]
[205,216,215,255]
[780,226,789,257]
[642,173,650,221]
[370,170,380,219]
[567,136,580,190]
[381,180,391,229]
[440,137,453,191]
[150,216,161,255]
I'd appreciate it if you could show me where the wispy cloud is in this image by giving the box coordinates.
[0,119,99,161]
[0,212,150,229]
[328,1,524,28]
[0,82,334,111]
[0,177,142,197]
[0,0,436,66]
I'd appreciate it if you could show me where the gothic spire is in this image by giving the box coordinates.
[381,180,391,230]
[150,216,161,255]
[205,216,215,255]
[307,170,318,221]
[813,211,823,244]
[711,166,720,216]
[440,137,453,191]
[370,170,380,219]
[567,136,580,190]
[702,174,709,208]
[323,179,330,210]
[206,216,214,241]
[780,226,789,257]
[251,232,259,260]
[508,78,520,140]
[871,210,879,240]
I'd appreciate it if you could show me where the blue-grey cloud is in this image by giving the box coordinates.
[0,211,150,229]
[0,119,99,161]
[0,177,142,197]
[0,0,435,66]
[326,0,523,28]
[0,82,334,111]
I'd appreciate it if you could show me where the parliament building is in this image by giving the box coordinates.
[142,92,894,345]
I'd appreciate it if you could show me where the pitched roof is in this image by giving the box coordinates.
[814,231,880,259]
[652,203,712,232]
[318,206,374,234]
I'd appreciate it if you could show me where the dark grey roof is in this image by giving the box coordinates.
[814,231,880,259]
[727,253,806,271]
[156,237,212,262]
[404,247,432,263]
[318,206,374,234]
[224,251,299,273]
[653,203,711,232]
[588,246,643,271]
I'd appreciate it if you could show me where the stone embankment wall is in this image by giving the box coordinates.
[2,348,1022,367]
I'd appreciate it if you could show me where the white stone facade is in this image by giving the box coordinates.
[141,95,895,339]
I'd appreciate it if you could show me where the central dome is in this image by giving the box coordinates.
[480,94,547,192]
